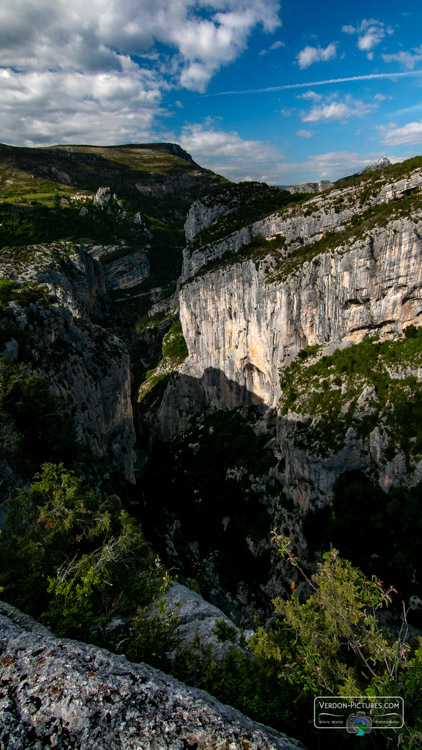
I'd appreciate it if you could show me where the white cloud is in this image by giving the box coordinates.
[297,43,337,69]
[302,94,376,123]
[358,27,385,52]
[380,121,422,146]
[296,129,314,138]
[342,18,393,54]
[280,107,295,117]
[383,46,422,70]
[259,39,284,56]
[177,126,404,184]
[179,123,285,182]
[0,68,163,146]
[297,90,323,101]
[0,0,282,144]
[0,0,281,91]
[283,151,400,182]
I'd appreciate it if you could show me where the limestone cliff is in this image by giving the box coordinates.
[182,165,422,280]
[0,601,305,750]
[155,161,422,510]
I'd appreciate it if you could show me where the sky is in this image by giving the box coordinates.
[2,1,422,184]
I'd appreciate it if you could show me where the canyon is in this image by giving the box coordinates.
[1,143,422,748]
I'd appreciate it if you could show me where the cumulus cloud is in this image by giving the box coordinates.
[280,107,295,117]
[178,124,401,184]
[342,18,393,54]
[383,46,422,70]
[302,94,376,123]
[296,129,314,138]
[0,0,281,88]
[297,43,337,69]
[179,123,285,182]
[0,67,163,146]
[380,121,422,146]
[0,0,281,144]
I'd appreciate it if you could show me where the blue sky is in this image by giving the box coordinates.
[1,1,422,183]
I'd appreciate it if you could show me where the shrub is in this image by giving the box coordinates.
[0,463,167,637]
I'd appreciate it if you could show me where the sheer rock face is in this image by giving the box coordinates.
[179,218,422,412]
[154,167,422,505]
[0,601,305,750]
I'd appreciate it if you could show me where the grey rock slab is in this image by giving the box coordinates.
[156,584,253,658]
[0,601,306,750]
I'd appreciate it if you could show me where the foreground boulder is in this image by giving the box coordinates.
[0,601,305,750]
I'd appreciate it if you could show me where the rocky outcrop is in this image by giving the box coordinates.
[87,245,150,291]
[0,601,305,750]
[179,217,422,409]
[157,583,252,659]
[0,242,136,482]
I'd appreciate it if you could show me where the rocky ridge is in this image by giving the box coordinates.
[0,600,305,750]
[182,166,422,280]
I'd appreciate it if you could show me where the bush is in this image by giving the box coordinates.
[0,463,167,637]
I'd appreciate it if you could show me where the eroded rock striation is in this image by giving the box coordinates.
[0,601,305,750]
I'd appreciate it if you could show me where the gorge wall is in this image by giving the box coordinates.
[154,163,422,511]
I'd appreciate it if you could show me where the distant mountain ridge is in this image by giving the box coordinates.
[278,156,392,194]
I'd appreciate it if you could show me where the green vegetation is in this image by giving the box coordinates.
[171,631,300,736]
[269,189,422,282]
[168,537,422,749]
[0,463,167,640]
[91,145,195,174]
[280,331,422,458]
[304,470,422,605]
[162,320,188,361]
[140,218,185,290]
[0,358,77,478]
[138,319,187,404]
[0,199,142,246]
[184,233,287,285]
[0,142,225,222]
[0,279,51,351]
[263,534,422,748]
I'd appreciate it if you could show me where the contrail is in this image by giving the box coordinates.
[201,70,422,97]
